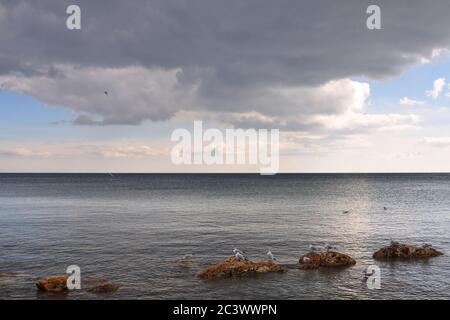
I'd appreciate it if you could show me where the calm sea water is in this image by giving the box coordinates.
[0,173,449,300]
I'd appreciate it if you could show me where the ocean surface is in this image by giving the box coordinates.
[0,173,449,300]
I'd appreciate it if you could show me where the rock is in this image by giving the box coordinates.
[299,251,356,270]
[35,275,68,293]
[298,252,321,270]
[373,243,443,260]
[87,282,120,294]
[177,256,198,268]
[320,251,356,267]
[198,256,286,280]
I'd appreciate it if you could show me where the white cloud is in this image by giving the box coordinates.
[0,68,420,134]
[0,65,200,125]
[426,78,446,99]
[399,97,425,107]
[0,147,51,157]
[422,137,450,147]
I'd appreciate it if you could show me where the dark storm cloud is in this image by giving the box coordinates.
[0,0,449,126]
[2,0,450,83]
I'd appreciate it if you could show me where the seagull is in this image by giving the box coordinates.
[390,239,400,246]
[423,243,433,248]
[342,210,351,214]
[303,257,311,263]
[233,248,247,260]
[235,251,246,261]
[309,244,323,252]
[233,248,246,255]
[104,91,108,95]
[383,207,388,210]
[324,243,338,251]
[267,250,276,261]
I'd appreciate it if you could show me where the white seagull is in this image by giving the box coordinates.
[235,251,246,261]
[267,250,276,261]
[233,248,246,255]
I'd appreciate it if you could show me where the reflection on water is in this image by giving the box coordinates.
[0,173,449,299]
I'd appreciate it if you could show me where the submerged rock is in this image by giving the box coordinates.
[0,272,32,286]
[298,251,356,270]
[373,243,443,260]
[87,282,120,294]
[35,275,68,293]
[198,256,286,280]
[177,255,198,268]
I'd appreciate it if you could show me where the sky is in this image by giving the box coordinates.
[1,0,450,173]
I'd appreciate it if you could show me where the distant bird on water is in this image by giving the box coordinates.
[342,210,351,214]
[104,91,108,95]
[383,207,388,211]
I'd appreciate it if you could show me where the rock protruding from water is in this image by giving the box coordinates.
[87,282,120,294]
[198,256,286,279]
[373,243,443,260]
[298,251,356,270]
[35,275,68,293]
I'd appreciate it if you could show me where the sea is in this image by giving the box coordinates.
[0,173,449,299]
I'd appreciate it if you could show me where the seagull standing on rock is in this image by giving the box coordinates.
[233,248,247,260]
[267,250,276,261]
[390,239,400,246]
[235,251,246,261]
[324,243,338,252]
[309,244,322,252]
[233,248,246,255]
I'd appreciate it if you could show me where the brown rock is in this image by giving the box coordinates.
[35,275,68,293]
[198,256,286,280]
[87,282,120,294]
[298,252,322,270]
[299,251,356,270]
[320,251,356,267]
[373,243,443,260]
